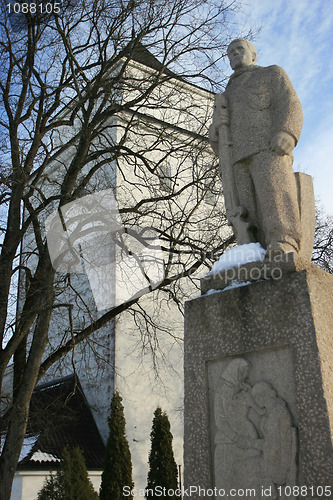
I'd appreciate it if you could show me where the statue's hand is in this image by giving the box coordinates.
[212,93,229,128]
[217,107,229,126]
[270,131,296,156]
[208,109,229,144]
[208,123,219,146]
[236,435,253,450]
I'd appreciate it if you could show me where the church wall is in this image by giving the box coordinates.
[15,60,226,494]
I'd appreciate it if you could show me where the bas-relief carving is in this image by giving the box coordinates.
[211,357,297,500]
[209,39,315,261]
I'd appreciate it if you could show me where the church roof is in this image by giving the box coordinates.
[115,40,213,97]
[18,375,105,470]
[125,41,176,78]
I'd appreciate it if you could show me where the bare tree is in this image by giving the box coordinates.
[312,205,333,274]
[0,0,247,496]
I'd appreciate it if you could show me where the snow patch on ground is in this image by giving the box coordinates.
[208,243,266,275]
[204,280,252,296]
[205,288,222,296]
[223,280,252,291]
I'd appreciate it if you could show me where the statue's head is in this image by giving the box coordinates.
[251,381,276,408]
[222,358,250,387]
[227,39,257,70]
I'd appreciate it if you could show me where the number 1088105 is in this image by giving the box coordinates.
[6,2,61,15]
[277,485,332,497]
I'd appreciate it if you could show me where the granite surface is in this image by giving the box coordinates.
[184,265,333,499]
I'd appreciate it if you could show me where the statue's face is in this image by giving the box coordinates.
[239,363,249,381]
[228,40,254,70]
[253,392,266,408]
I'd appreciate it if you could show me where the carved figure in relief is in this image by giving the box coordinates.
[251,382,297,497]
[214,359,263,497]
[214,359,297,500]
[209,39,315,260]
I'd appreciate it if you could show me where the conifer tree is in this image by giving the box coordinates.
[59,447,99,499]
[37,473,61,500]
[100,391,134,500]
[37,447,98,500]
[146,408,178,499]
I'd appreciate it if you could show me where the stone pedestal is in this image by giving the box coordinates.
[184,259,333,500]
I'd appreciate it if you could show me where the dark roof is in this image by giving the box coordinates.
[125,41,213,95]
[18,375,105,470]
[126,42,176,78]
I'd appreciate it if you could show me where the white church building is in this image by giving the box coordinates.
[3,43,226,499]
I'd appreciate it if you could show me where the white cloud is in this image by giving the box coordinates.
[295,114,333,216]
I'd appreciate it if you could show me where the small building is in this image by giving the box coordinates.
[12,375,105,499]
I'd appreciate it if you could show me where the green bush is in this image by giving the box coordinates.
[146,408,178,499]
[99,391,134,500]
[37,447,98,500]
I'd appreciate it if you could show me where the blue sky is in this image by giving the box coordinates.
[226,0,333,216]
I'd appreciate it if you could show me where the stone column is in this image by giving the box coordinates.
[184,257,333,500]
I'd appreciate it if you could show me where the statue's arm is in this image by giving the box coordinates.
[209,123,219,156]
[270,130,296,156]
[209,93,229,156]
[269,65,303,154]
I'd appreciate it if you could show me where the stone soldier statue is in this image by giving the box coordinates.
[209,38,314,258]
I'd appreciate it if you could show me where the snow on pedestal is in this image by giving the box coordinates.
[208,243,266,275]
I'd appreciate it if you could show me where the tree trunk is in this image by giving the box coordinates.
[0,260,55,500]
